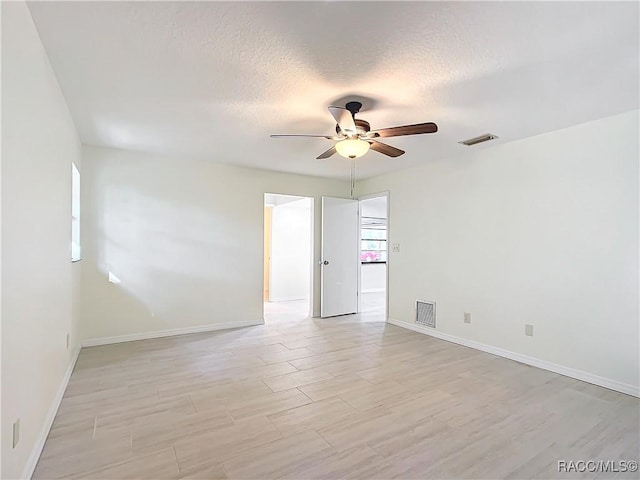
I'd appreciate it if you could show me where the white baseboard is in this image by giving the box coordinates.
[22,345,81,480]
[387,318,640,398]
[81,319,265,347]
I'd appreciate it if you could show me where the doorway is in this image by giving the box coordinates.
[358,193,388,321]
[264,193,314,321]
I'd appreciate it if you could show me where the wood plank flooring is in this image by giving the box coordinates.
[34,297,639,479]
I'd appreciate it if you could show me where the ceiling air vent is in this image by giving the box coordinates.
[459,133,499,146]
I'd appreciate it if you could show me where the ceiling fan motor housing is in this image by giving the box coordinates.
[336,119,370,136]
[334,101,368,137]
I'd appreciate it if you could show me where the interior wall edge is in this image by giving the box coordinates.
[387,318,640,398]
[20,346,82,480]
[81,319,265,348]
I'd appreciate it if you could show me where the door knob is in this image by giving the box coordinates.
[321,260,329,265]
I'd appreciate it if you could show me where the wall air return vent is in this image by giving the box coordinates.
[459,133,499,146]
[416,300,436,328]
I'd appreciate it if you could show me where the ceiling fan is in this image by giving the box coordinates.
[270,101,438,160]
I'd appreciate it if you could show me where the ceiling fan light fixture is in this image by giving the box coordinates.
[270,103,437,160]
[335,138,370,159]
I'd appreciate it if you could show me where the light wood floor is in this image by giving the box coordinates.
[34,298,639,479]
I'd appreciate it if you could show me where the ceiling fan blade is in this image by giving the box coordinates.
[270,134,334,139]
[368,140,405,158]
[328,106,357,135]
[316,146,337,159]
[370,122,438,138]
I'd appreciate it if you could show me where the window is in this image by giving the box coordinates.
[71,163,81,262]
[361,218,387,263]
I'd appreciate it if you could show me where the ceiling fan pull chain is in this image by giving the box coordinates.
[350,158,356,199]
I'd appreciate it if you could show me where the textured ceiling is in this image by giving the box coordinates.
[27,1,639,180]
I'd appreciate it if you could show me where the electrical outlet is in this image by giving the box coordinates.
[392,243,400,253]
[525,324,534,336]
[464,312,471,324]
[66,333,70,350]
[13,419,20,449]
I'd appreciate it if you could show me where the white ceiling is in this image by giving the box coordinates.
[27,1,639,180]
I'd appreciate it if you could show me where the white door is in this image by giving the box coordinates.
[321,196,359,317]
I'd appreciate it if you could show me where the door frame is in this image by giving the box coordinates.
[357,191,390,321]
[263,193,315,319]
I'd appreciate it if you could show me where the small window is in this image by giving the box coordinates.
[361,219,387,263]
[71,163,81,262]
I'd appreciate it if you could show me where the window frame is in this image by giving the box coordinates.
[360,217,387,265]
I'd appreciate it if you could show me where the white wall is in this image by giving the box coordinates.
[361,263,386,293]
[80,146,348,340]
[360,196,388,219]
[357,110,639,393]
[269,198,312,302]
[1,2,82,478]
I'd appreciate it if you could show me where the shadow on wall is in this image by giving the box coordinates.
[82,158,265,340]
